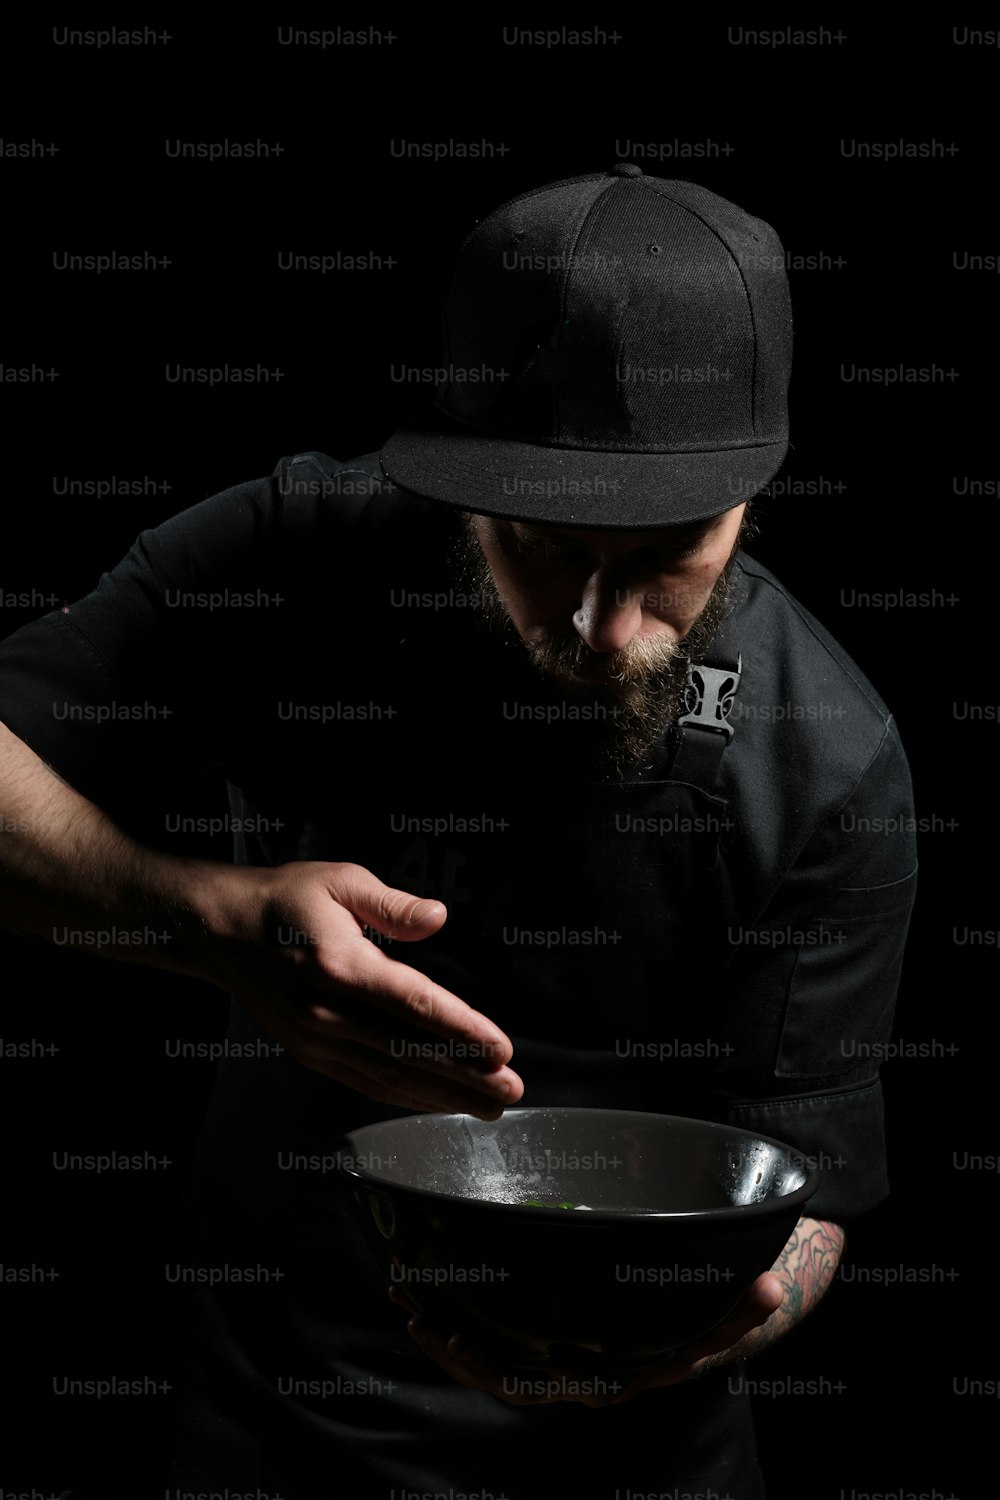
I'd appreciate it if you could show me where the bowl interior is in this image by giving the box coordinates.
[339,1106,813,1216]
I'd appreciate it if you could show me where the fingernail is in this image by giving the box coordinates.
[408,900,442,924]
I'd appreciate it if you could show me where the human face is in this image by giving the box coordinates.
[445,503,750,776]
[468,506,746,675]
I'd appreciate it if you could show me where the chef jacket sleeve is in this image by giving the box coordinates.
[709,716,919,1223]
[0,469,285,816]
[0,453,366,826]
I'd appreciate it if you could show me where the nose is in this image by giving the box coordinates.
[572,566,647,654]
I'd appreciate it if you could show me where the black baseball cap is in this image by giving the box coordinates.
[379,164,793,529]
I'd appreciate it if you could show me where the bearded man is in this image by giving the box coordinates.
[0,166,917,1498]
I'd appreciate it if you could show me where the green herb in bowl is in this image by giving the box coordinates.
[519,1198,592,1210]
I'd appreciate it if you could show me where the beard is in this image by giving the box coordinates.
[443,507,753,780]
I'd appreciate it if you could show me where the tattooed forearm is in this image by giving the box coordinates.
[700,1216,845,1371]
[746,1215,842,1356]
[761,1215,843,1344]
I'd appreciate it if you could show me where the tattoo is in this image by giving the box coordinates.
[699,1216,845,1371]
[761,1216,844,1348]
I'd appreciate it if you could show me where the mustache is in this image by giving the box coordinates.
[446,506,747,686]
[442,507,752,777]
[524,626,683,687]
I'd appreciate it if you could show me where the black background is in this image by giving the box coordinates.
[1,18,991,1497]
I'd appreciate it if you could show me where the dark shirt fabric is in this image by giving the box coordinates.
[0,449,918,1498]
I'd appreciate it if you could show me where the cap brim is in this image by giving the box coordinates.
[380,407,786,529]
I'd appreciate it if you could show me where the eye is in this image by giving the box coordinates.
[509,525,712,567]
[512,533,582,563]
[673,537,707,560]
[648,535,708,566]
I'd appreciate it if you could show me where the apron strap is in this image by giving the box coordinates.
[668,652,742,793]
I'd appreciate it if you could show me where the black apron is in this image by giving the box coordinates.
[286,647,744,1087]
[165,646,769,1498]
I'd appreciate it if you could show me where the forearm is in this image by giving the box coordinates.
[700,1216,845,1371]
[0,717,238,973]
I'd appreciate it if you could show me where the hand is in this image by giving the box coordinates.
[182,858,524,1119]
[388,1274,784,1407]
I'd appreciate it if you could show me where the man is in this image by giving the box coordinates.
[0,167,916,1496]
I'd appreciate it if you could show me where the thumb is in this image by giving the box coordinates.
[332,866,448,943]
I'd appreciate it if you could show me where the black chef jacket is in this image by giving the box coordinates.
[0,449,918,1499]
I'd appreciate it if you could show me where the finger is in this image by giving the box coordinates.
[720,1273,785,1338]
[387,1284,419,1315]
[292,1002,524,1099]
[603,1275,788,1403]
[209,915,525,1111]
[302,1049,510,1121]
[239,877,520,1068]
[215,965,521,1117]
[403,1315,540,1405]
[679,1275,785,1363]
[252,866,514,1061]
[539,1349,635,1407]
[227,948,524,1104]
[406,1320,623,1409]
[316,928,516,1064]
[442,1337,621,1408]
[406,1318,489,1392]
[326,865,452,944]
[752,1272,786,1313]
[227,955,523,1108]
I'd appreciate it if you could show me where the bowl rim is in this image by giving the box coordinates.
[333,1105,821,1222]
